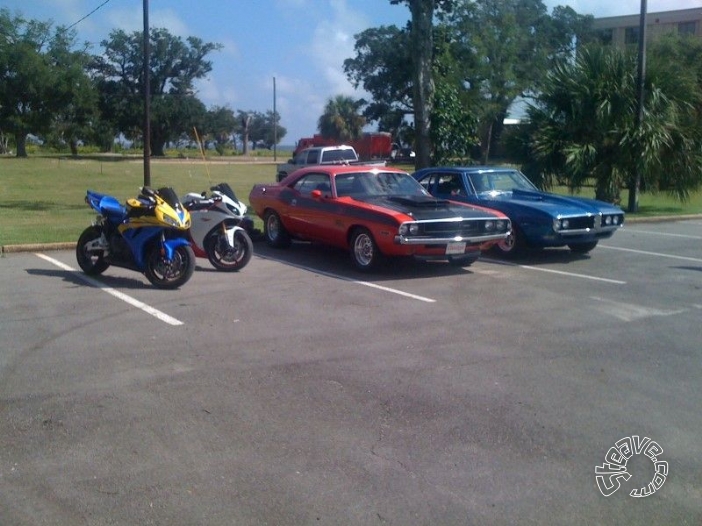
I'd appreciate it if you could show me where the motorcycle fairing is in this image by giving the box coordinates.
[118,227,191,270]
[118,226,163,269]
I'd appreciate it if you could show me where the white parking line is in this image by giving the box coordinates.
[482,258,626,284]
[256,254,437,303]
[590,296,686,322]
[599,245,702,263]
[621,229,702,240]
[352,280,436,303]
[34,253,185,326]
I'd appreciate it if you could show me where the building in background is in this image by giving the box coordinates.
[593,7,702,47]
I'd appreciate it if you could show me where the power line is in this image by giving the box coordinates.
[65,0,113,32]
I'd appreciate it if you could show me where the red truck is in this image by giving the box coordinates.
[293,132,393,161]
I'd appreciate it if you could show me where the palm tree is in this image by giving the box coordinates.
[521,45,701,206]
[317,95,366,142]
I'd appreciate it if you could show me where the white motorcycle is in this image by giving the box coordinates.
[182,183,254,272]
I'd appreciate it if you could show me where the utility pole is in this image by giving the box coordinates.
[273,77,277,162]
[629,0,647,213]
[142,0,151,187]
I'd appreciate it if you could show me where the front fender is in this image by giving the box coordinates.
[163,237,192,260]
[206,221,246,248]
[223,224,246,247]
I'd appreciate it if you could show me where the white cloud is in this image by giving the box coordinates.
[308,0,373,95]
[217,37,241,60]
[106,6,189,36]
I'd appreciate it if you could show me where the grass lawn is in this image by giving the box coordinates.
[1,155,700,247]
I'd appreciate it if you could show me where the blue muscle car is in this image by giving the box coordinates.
[413,166,625,257]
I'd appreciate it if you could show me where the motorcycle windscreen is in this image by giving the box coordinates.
[212,182,238,202]
[157,187,184,211]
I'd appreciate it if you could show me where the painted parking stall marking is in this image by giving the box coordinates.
[35,253,185,326]
[482,258,627,285]
[590,296,687,322]
[600,245,702,263]
[620,229,702,240]
[256,254,437,303]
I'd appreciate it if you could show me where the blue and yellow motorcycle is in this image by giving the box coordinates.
[76,186,196,289]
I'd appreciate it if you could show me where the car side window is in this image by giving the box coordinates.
[307,149,320,164]
[418,173,442,193]
[293,173,331,197]
[436,173,463,196]
[294,151,307,165]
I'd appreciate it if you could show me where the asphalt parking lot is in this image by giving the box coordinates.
[1,219,701,525]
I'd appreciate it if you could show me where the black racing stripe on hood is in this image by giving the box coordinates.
[358,195,498,220]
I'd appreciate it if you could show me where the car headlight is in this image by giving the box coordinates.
[399,223,420,236]
[554,218,570,231]
[604,215,612,225]
[484,220,495,231]
[496,220,508,232]
[612,215,620,225]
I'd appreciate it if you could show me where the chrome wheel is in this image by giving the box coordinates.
[492,225,524,258]
[350,228,382,271]
[264,210,291,248]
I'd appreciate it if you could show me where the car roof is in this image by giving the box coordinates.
[290,164,408,177]
[415,166,518,175]
[301,144,355,152]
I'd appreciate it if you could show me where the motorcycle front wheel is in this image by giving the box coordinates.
[76,226,110,275]
[205,229,253,271]
[144,244,195,289]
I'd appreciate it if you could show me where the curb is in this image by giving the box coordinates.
[622,214,702,224]
[2,215,700,255]
[1,242,76,255]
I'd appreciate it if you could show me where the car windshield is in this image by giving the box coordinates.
[336,171,429,198]
[469,170,537,194]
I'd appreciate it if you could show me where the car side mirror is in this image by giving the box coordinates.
[311,189,323,199]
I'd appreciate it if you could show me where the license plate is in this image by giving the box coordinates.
[445,241,466,255]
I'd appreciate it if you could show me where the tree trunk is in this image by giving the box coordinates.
[0,132,8,154]
[482,121,493,165]
[15,132,28,158]
[595,179,621,205]
[151,128,166,157]
[409,0,435,169]
[241,115,252,155]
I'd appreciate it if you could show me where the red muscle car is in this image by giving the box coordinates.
[248,165,511,271]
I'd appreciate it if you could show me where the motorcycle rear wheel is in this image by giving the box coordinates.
[144,244,195,289]
[205,229,253,271]
[76,226,110,275]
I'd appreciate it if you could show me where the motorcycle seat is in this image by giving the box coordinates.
[99,195,126,218]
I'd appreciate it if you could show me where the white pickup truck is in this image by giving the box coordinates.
[276,145,385,182]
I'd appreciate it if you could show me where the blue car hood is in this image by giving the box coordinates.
[483,189,621,216]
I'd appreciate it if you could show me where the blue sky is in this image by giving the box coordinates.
[4,0,698,145]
